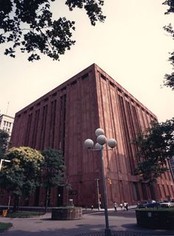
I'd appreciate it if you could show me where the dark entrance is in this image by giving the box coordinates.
[57,186,63,206]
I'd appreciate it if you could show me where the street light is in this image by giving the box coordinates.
[84,128,117,236]
[0,159,11,171]
[95,178,101,210]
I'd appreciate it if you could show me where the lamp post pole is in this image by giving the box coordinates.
[84,128,117,236]
[96,178,101,210]
[100,147,111,236]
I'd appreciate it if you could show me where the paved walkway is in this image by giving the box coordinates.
[0,209,174,236]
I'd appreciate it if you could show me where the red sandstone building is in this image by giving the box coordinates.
[9,64,174,207]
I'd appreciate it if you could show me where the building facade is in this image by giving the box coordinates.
[0,114,14,143]
[9,64,174,207]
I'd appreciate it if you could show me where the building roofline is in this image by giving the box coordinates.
[0,114,14,119]
[15,63,96,115]
[15,63,157,119]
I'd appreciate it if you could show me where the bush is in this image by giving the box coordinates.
[0,222,12,232]
[7,211,45,218]
[136,208,174,229]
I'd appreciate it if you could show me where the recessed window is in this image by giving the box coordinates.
[101,74,106,80]
[109,81,115,87]
[60,86,66,91]
[117,88,122,93]
[70,80,77,86]
[44,97,48,102]
[52,92,57,97]
[81,73,89,80]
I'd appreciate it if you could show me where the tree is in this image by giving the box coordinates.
[163,0,174,89]
[163,0,174,14]
[163,23,174,90]
[0,0,105,61]
[0,146,44,211]
[41,148,65,211]
[0,129,9,159]
[134,118,174,184]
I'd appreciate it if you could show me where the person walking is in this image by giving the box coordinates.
[114,202,118,211]
[124,202,129,211]
[120,203,123,210]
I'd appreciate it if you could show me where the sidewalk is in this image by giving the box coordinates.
[0,209,174,236]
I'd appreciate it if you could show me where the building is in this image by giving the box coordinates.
[169,157,174,182]
[10,64,174,207]
[0,114,14,141]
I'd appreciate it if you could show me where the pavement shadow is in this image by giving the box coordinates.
[84,209,136,218]
[2,223,111,236]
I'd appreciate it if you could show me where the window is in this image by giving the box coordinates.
[60,86,66,92]
[81,73,89,80]
[70,80,77,86]
[109,81,115,87]
[101,74,106,80]
[52,92,57,97]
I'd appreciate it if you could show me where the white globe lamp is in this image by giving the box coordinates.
[94,143,103,150]
[107,138,117,148]
[97,135,107,145]
[84,139,94,149]
[95,128,105,137]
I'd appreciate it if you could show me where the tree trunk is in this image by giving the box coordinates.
[44,188,50,212]
[13,195,19,212]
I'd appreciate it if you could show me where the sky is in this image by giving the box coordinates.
[0,0,173,122]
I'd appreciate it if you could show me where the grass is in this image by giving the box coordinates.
[54,206,78,209]
[0,222,13,232]
[0,211,45,233]
[7,211,45,218]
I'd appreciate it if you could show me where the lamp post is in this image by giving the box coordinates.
[84,128,117,236]
[95,178,101,210]
[0,159,11,171]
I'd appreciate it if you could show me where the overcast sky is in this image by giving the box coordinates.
[0,0,173,122]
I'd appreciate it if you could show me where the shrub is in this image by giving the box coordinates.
[136,208,174,229]
[0,222,12,232]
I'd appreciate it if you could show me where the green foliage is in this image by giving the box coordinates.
[7,211,44,218]
[41,148,65,210]
[136,207,174,229]
[0,129,9,158]
[41,148,65,188]
[65,0,105,25]
[164,72,174,90]
[0,222,12,232]
[0,146,44,198]
[136,207,174,212]
[163,0,174,14]
[163,0,174,89]
[163,23,174,90]
[134,118,174,183]
[0,0,105,61]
